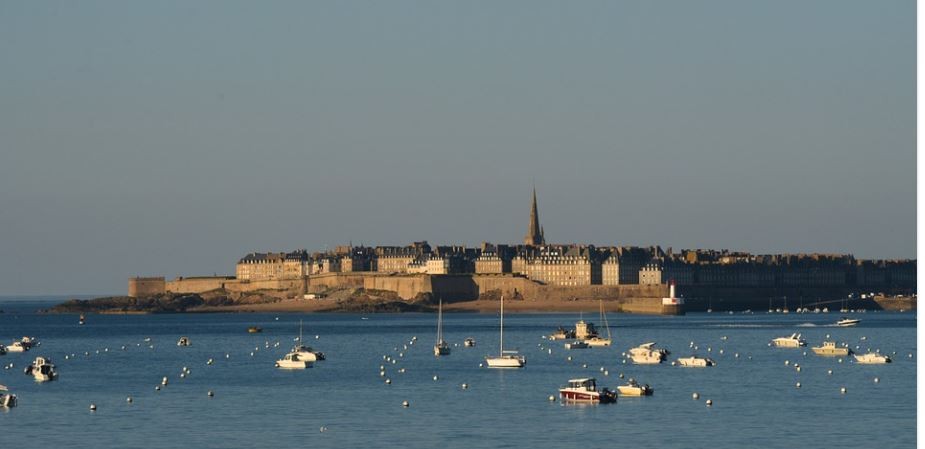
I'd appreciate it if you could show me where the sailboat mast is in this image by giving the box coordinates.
[437,299,443,343]
[299,319,303,343]
[500,295,504,356]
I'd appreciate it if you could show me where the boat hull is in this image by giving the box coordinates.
[276,360,310,369]
[486,356,525,368]
[559,389,616,403]
[617,386,653,396]
[812,348,850,357]
[772,340,804,348]
[584,338,611,347]
[677,357,714,367]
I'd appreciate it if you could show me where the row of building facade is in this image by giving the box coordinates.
[235,242,915,289]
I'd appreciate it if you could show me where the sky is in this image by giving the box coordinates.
[0,1,915,295]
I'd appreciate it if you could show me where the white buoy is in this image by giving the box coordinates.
[735,353,739,358]
[399,368,406,373]
[479,363,484,368]
[705,399,713,407]
[207,359,213,365]
[461,383,468,389]
[162,376,168,385]
[874,377,880,383]
[433,375,439,381]
[692,392,700,400]
[582,364,588,369]
[127,396,133,403]
[90,403,97,411]
[208,390,214,397]
[380,371,386,377]
[604,370,609,376]
[619,373,624,379]
[250,352,254,357]
[401,400,410,408]
[671,361,676,366]
[600,367,605,372]
[796,366,801,372]
[840,387,847,394]
[795,382,801,388]
[225,353,230,359]
[567,356,572,361]
[155,386,161,391]
[180,372,186,379]
[784,360,790,366]
[827,369,833,375]
[548,395,556,402]
[320,426,327,433]
[385,379,391,384]
[837,358,843,364]
[315,335,319,340]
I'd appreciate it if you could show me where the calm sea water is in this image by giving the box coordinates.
[0,298,916,449]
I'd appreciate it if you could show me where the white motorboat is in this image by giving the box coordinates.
[575,317,598,340]
[677,356,715,367]
[771,333,806,348]
[292,320,324,362]
[275,352,311,369]
[434,299,450,356]
[811,341,852,357]
[631,351,664,365]
[485,296,525,368]
[0,385,16,408]
[836,317,861,327]
[584,300,612,347]
[19,337,36,350]
[854,352,891,364]
[177,336,191,347]
[548,327,576,341]
[463,337,476,347]
[564,340,589,350]
[617,379,653,396]
[558,378,616,403]
[629,342,669,364]
[24,356,57,381]
[6,341,28,353]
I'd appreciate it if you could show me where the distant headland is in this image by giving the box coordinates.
[55,189,916,315]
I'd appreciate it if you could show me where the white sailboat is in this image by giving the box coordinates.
[434,299,450,356]
[485,296,525,368]
[585,300,612,347]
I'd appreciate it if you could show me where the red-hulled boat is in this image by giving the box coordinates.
[558,378,616,403]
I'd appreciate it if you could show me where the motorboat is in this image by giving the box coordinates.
[854,352,891,364]
[677,356,715,367]
[564,340,589,350]
[177,336,191,347]
[836,318,861,327]
[575,318,598,340]
[631,351,664,364]
[247,326,263,333]
[617,379,653,396]
[558,378,616,403]
[6,341,28,353]
[434,300,451,356]
[485,296,525,368]
[0,385,16,408]
[275,352,312,369]
[548,327,576,341]
[812,341,852,357]
[292,320,324,362]
[771,333,806,348]
[24,356,57,381]
[464,337,476,347]
[629,342,669,363]
[19,337,36,350]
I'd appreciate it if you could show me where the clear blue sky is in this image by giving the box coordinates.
[0,1,915,295]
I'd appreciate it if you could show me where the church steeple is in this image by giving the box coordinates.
[524,187,545,246]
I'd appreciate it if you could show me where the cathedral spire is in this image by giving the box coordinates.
[524,187,545,246]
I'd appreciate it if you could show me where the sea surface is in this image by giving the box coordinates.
[0,298,917,449]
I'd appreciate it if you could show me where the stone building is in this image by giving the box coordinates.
[514,245,602,286]
[375,242,431,273]
[236,250,309,280]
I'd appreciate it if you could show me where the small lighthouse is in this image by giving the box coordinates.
[661,279,685,315]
